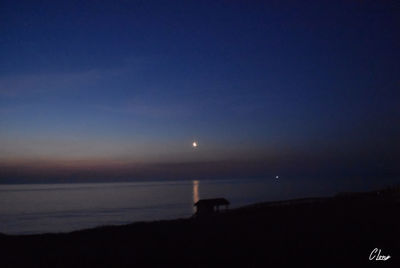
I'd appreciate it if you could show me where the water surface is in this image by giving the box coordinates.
[0,177,393,234]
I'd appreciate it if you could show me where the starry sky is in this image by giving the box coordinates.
[0,0,399,182]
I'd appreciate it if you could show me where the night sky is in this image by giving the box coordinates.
[1,0,399,182]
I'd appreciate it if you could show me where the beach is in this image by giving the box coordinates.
[1,190,399,267]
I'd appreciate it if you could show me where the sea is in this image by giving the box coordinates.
[0,177,395,235]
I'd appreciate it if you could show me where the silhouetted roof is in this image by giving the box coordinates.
[194,198,230,207]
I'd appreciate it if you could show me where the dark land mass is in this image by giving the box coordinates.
[1,188,399,267]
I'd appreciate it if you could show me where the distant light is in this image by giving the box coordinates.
[275,176,279,179]
[192,141,198,148]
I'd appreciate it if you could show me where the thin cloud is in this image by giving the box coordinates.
[95,98,196,119]
[0,69,120,98]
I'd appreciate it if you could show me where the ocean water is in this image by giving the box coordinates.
[0,177,394,235]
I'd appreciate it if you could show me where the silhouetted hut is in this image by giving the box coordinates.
[194,198,230,216]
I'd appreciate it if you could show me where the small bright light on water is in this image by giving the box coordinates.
[276,176,279,179]
[192,142,198,148]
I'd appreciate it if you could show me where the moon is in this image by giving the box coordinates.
[192,141,198,148]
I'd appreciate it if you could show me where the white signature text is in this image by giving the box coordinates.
[369,248,391,261]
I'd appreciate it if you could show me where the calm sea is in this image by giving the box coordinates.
[0,177,394,234]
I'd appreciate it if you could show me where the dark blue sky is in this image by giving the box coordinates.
[0,0,399,181]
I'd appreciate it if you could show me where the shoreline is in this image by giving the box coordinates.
[0,195,331,237]
[1,187,398,237]
[1,188,399,267]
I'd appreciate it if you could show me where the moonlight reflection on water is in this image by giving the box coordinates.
[192,180,200,213]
